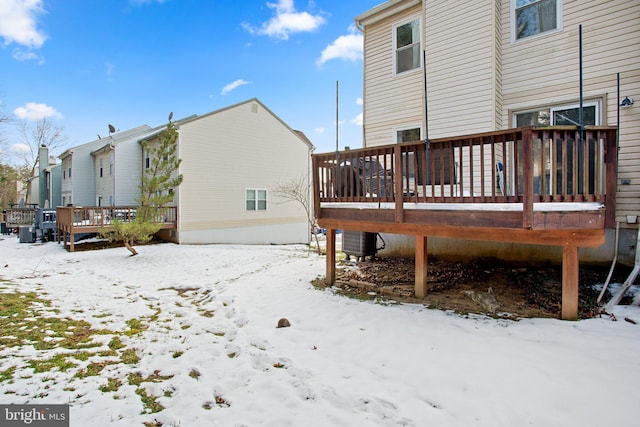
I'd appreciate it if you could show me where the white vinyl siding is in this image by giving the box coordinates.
[425,0,502,138]
[94,150,113,206]
[502,0,640,220]
[177,100,311,244]
[362,4,423,148]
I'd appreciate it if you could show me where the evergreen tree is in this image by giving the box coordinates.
[101,116,183,255]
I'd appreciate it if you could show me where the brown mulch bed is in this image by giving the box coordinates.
[325,256,632,320]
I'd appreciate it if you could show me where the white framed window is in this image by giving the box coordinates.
[512,0,562,42]
[395,126,421,143]
[393,17,421,75]
[246,189,267,211]
[513,100,600,127]
[99,158,103,177]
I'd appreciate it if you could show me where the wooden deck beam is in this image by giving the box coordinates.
[317,217,605,248]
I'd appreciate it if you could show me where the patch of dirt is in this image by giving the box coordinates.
[328,256,632,320]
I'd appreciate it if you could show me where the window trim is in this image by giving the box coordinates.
[512,100,601,127]
[394,125,422,143]
[245,188,268,212]
[392,15,422,76]
[511,0,563,43]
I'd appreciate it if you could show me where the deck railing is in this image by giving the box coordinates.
[56,205,177,231]
[4,208,36,228]
[312,126,617,228]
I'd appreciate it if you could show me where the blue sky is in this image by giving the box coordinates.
[0,0,381,164]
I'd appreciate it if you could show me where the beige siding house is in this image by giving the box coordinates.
[355,0,639,263]
[154,98,314,245]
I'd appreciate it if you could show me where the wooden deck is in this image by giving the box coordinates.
[56,206,177,251]
[312,126,618,320]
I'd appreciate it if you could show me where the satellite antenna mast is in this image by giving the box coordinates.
[335,80,339,152]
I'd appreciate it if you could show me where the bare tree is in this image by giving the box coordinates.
[0,100,9,158]
[17,118,68,177]
[272,175,320,254]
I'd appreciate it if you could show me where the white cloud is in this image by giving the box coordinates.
[317,27,363,65]
[12,47,44,63]
[13,102,63,120]
[314,127,325,134]
[356,97,363,106]
[11,142,30,154]
[350,112,363,127]
[221,79,250,96]
[0,0,47,48]
[243,0,325,40]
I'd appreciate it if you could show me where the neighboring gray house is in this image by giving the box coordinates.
[59,125,151,206]
[24,145,61,208]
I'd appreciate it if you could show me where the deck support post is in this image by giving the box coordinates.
[325,228,336,285]
[562,246,579,320]
[415,235,428,298]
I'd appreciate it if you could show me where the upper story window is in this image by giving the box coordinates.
[99,158,103,177]
[394,17,421,75]
[513,0,562,41]
[246,189,267,211]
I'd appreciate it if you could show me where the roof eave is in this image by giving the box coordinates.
[355,0,421,28]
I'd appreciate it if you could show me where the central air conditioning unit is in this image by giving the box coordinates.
[342,231,377,261]
[19,226,36,243]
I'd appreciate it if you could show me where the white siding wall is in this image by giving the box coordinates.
[425,0,502,137]
[60,156,72,205]
[362,1,502,147]
[71,143,99,206]
[114,137,144,205]
[93,150,113,205]
[177,100,311,244]
[501,0,640,222]
[363,3,424,147]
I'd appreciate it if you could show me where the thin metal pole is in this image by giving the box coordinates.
[423,50,429,144]
[579,25,584,130]
[336,80,339,152]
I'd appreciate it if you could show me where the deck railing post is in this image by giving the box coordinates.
[394,145,404,223]
[604,128,618,228]
[522,129,534,229]
[312,156,321,221]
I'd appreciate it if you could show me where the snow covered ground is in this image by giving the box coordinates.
[0,236,638,427]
